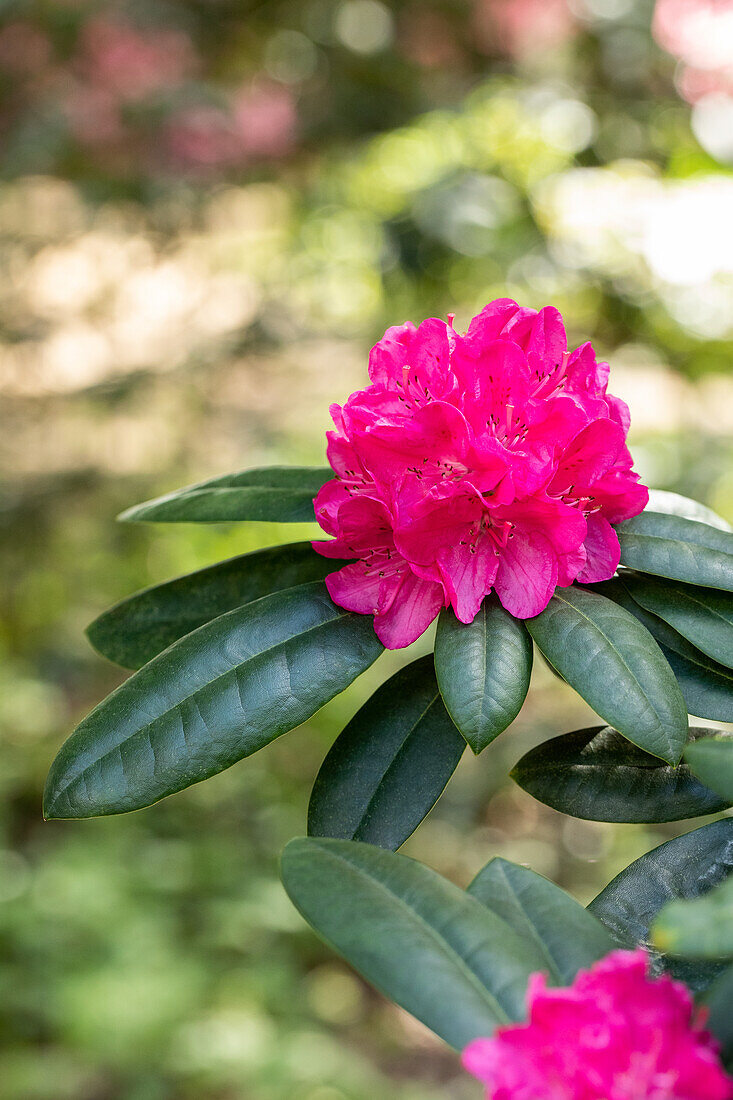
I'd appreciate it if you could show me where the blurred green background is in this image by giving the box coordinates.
[1,0,733,1096]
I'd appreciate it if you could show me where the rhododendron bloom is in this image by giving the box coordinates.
[463,949,733,1100]
[313,300,647,648]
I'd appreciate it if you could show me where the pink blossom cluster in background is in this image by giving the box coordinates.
[473,0,576,59]
[313,300,647,648]
[463,949,733,1100]
[653,0,733,102]
[166,82,298,171]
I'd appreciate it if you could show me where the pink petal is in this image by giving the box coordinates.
[550,418,626,497]
[325,562,384,614]
[494,529,558,618]
[367,321,417,385]
[576,513,621,583]
[438,541,499,624]
[373,571,445,649]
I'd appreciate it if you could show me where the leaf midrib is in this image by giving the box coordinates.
[304,844,513,1028]
[49,608,352,807]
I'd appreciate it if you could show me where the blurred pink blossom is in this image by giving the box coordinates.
[473,0,576,59]
[653,0,733,102]
[80,18,197,102]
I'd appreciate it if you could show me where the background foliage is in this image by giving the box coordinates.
[1,0,732,1096]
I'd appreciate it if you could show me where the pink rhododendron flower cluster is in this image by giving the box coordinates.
[313,299,647,649]
[463,949,733,1100]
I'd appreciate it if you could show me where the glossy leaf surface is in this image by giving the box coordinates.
[434,599,532,753]
[621,576,733,671]
[44,582,382,818]
[87,542,348,669]
[616,512,733,592]
[589,819,733,992]
[511,725,728,823]
[684,736,733,802]
[467,857,614,984]
[281,837,547,1049]
[525,587,688,764]
[653,874,733,959]
[308,656,465,851]
[119,466,332,524]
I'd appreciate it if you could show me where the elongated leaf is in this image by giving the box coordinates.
[589,819,733,991]
[434,599,532,754]
[653,873,733,959]
[308,656,465,851]
[621,576,733,671]
[87,542,349,670]
[646,491,733,533]
[701,965,733,1067]
[281,837,547,1049]
[616,512,733,592]
[511,725,728,823]
[467,858,614,984]
[44,582,383,819]
[684,735,733,802]
[596,581,733,722]
[660,644,733,723]
[119,466,332,524]
[525,587,688,764]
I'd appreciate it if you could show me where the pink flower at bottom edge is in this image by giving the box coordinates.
[462,949,733,1100]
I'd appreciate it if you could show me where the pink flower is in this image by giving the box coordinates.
[313,300,647,649]
[653,0,733,104]
[463,949,733,1100]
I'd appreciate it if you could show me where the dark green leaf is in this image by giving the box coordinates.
[588,819,733,992]
[118,466,332,524]
[511,725,729,823]
[87,542,349,669]
[646,491,732,533]
[281,837,547,1049]
[595,580,733,722]
[684,735,733,802]
[308,656,465,851]
[621,576,733,671]
[616,512,733,592]
[652,874,733,959]
[525,587,688,764]
[660,644,733,723]
[434,599,532,754]
[44,582,382,819]
[467,857,614,984]
[701,965,733,1066]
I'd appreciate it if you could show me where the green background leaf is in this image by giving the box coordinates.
[511,725,729,823]
[434,599,532,753]
[525,587,688,764]
[684,736,733,802]
[308,656,465,851]
[701,966,733,1068]
[588,819,733,991]
[467,857,614,984]
[119,466,332,524]
[646,491,733,533]
[44,582,382,818]
[281,837,546,1049]
[87,542,348,669]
